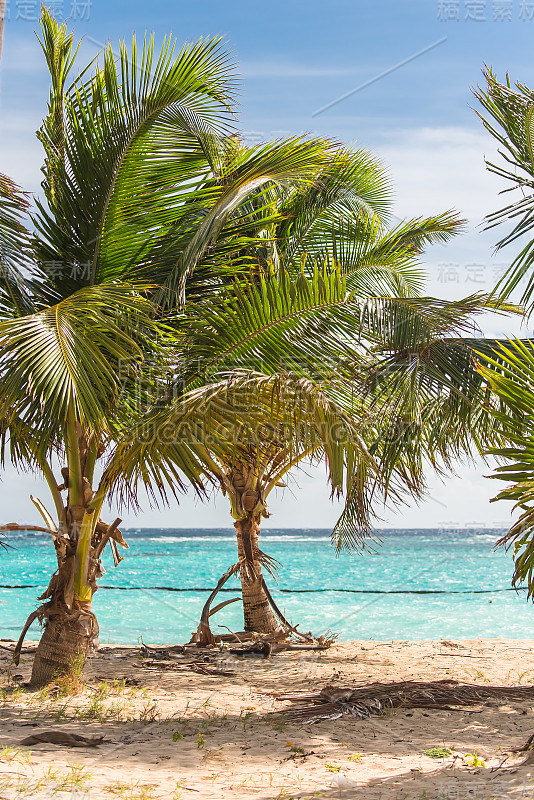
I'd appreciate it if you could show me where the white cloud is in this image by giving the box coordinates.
[378,126,503,223]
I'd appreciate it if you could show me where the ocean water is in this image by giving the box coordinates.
[1,528,533,645]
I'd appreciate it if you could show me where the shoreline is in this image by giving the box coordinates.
[1,638,534,798]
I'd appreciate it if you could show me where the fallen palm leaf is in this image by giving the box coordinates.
[274,679,534,723]
[20,731,105,747]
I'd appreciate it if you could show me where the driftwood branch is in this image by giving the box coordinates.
[191,564,240,646]
[13,608,44,665]
[261,578,312,641]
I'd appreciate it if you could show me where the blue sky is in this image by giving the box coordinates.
[0,0,533,529]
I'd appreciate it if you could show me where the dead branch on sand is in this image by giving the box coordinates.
[274,679,534,723]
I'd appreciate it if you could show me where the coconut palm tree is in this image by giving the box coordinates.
[475,340,534,593]
[181,196,519,636]
[107,252,516,639]
[465,71,534,592]
[178,145,475,636]
[101,109,521,640]
[0,11,358,684]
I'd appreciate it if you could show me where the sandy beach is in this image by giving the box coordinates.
[1,638,534,799]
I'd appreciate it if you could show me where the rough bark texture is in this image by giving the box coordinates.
[30,600,96,687]
[235,516,278,634]
[18,426,124,687]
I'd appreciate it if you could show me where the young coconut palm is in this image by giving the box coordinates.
[183,201,517,634]
[103,70,520,639]
[101,114,520,639]
[475,340,534,594]
[106,256,516,639]
[0,12,349,684]
[465,71,534,593]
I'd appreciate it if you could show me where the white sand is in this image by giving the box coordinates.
[1,638,534,799]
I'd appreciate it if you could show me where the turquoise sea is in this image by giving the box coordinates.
[1,528,533,645]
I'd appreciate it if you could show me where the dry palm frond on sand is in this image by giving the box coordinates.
[274,679,534,723]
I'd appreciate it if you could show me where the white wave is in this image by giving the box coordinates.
[134,535,334,543]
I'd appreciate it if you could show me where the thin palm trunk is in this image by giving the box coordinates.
[29,503,96,686]
[28,416,122,686]
[235,515,278,634]
[30,420,91,684]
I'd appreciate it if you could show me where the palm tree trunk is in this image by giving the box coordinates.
[29,424,107,687]
[29,600,95,687]
[235,515,278,634]
[30,498,98,687]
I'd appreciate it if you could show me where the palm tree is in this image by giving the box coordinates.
[181,196,519,636]
[185,209,473,637]
[181,148,476,636]
[465,71,534,592]
[108,255,516,640]
[1,11,351,684]
[476,340,534,594]
[100,100,523,641]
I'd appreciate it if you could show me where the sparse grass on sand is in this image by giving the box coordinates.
[1,639,534,799]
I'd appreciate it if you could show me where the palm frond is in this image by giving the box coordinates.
[476,338,534,596]
[330,297,520,549]
[295,211,464,298]
[169,136,340,301]
[475,68,534,312]
[33,25,236,301]
[103,371,377,532]
[275,146,393,263]
[0,174,36,316]
[0,283,160,453]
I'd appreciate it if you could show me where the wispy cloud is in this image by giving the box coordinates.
[377,125,502,222]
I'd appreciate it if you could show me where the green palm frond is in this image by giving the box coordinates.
[362,295,516,459]
[275,146,392,262]
[37,10,81,213]
[0,174,36,316]
[179,265,361,383]
[295,211,464,298]
[168,136,340,301]
[104,371,377,530]
[327,296,521,549]
[475,68,534,312]
[34,13,236,301]
[476,338,534,595]
[0,283,160,451]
